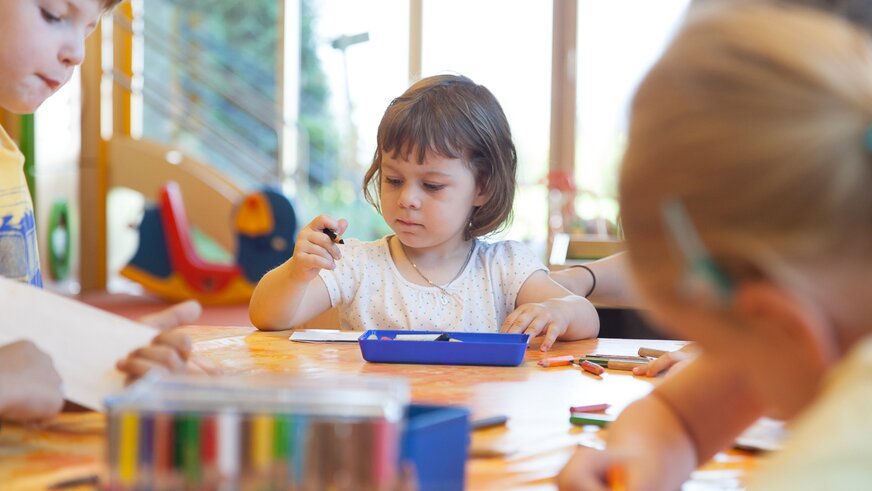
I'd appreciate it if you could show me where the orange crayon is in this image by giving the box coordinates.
[538,355,575,367]
[607,465,626,491]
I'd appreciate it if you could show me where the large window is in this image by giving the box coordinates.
[422,0,552,249]
[573,0,691,234]
[296,0,408,240]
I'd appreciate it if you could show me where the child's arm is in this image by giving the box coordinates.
[557,356,765,491]
[249,215,346,330]
[502,270,599,350]
[550,252,639,307]
[0,340,64,421]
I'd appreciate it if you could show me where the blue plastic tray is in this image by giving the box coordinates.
[358,330,529,366]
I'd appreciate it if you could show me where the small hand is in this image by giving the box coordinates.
[501,302,569,352]
[632,345,696,377]
[137,299,202,331]
[557,446,617,491]
[116,330,221,384]
[0,340,64,422]
[288,215,348,281]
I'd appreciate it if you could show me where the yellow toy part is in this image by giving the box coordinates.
[235,193,274,236]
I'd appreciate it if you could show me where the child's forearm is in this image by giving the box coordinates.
[249,260,315,330]
[594,358,761,490]
[551,253,638,307]
[603,391,700,490]
[655,357,766,463]
[548,295,600,340]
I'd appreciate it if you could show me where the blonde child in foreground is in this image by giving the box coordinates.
[251,75,599,349]
[559,3,872,490]
[0,0,209,422]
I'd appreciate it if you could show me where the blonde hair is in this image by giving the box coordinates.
[363,74,517,240]
[619,2,872,300]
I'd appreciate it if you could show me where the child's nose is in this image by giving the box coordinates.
[59,34,86,67]
[398,186,421,209]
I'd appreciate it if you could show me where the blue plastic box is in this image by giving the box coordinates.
[401,404,470,491]
[359,330,529,366]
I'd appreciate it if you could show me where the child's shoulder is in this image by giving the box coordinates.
[475,239,544,267]
[476,238,537,257]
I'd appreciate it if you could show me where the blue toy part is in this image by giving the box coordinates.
[125,207,173,280]
[234,188,297,284]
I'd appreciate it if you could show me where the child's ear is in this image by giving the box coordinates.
[732,281,837,366]
[472,182,490,207]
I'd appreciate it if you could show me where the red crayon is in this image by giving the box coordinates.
[569,403,610,413]
[580,360,605,375]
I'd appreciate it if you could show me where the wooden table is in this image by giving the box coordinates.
[0,327,755,490]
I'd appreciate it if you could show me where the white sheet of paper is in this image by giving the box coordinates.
[734,417,788,452]
[289,329,362,343]
[0,279,157,411]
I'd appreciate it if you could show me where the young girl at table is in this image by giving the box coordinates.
[250,74,599,350]
[558,3,872,490]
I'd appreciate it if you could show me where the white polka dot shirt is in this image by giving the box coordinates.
[318,236,546,332]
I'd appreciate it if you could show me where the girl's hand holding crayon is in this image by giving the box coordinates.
[501,300,572,352]
[288,215,348,282]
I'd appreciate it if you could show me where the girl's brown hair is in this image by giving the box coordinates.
[363,74,517,240]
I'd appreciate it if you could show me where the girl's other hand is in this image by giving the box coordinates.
[288,215,348,281]
[501,302,569,352]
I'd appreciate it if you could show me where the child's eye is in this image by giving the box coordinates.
[384,177,402,186]
[40,8,62,23]
[423,183,445,191]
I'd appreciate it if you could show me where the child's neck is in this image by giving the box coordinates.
[390,235,476,287]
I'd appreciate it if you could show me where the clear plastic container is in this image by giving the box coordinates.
[105,372,409,491]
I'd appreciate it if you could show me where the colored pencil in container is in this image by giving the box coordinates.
[217,411,241,484]
[118,411,139,486]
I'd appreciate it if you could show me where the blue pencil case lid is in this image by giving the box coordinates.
[358,330,529,367]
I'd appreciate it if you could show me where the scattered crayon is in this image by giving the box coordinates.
[569,412,615,428]
[638,347,668,358]
[470,415,509,431]
[580,359,648,371]
[569,403,610,413]
[538,355,575,367]
[580,360,605,375]
[586,354,650,362]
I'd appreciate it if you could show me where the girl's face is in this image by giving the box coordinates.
[379,150,486,253]
[640,280,830,420]
[0,0,101,113]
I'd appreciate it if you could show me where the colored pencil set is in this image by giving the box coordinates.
[104,373,409,491]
